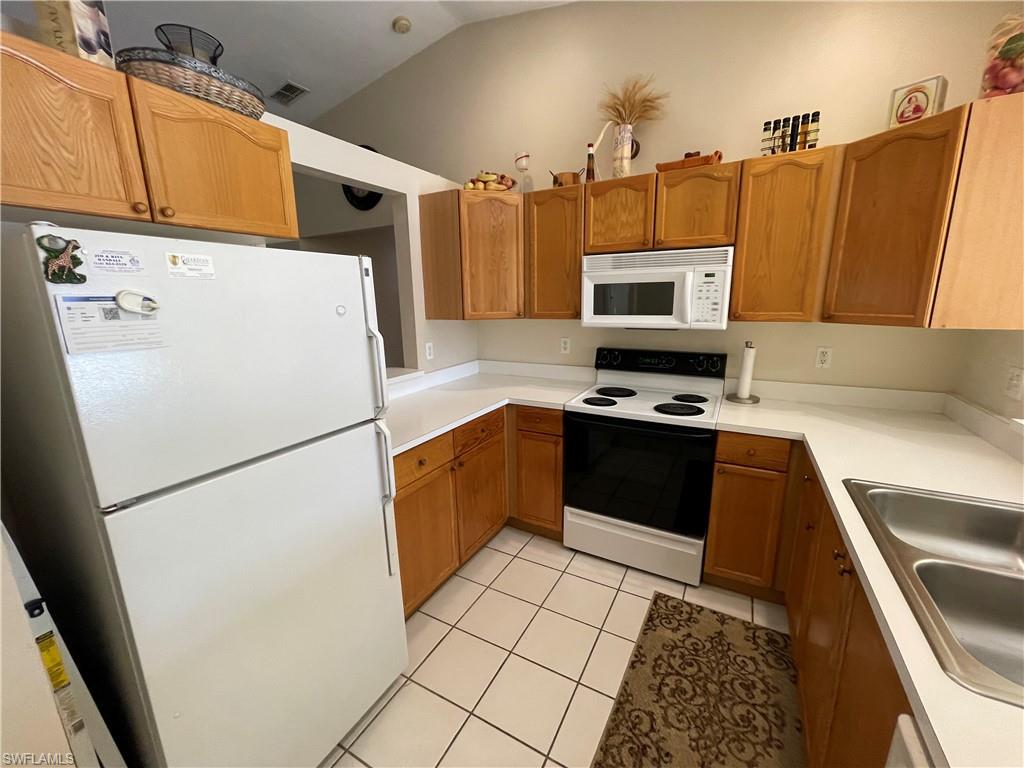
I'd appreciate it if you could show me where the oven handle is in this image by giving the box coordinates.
[564,411,716,438]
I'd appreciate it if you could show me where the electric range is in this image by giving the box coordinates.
[562,347,727,585]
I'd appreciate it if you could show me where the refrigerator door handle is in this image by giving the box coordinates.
[374,421,399,576]
[359,257,390,418]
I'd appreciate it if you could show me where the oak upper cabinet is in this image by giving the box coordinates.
[931,92,1023,330]
[822,106,968,326]
[822,577,911,768]
[584,173,656,253]
[526,186,583,318]
[798,509,855,764]
[654,162,740,249]
[393,463,459,616]
[128,78,298,238]
[0,33,150,220]
[420,190,524,319]
[705,462,788,587]
[731,147,842,321]
[455,434,508,561]
[514,407,564,535]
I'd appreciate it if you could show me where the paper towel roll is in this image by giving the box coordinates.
[737,341,757,399]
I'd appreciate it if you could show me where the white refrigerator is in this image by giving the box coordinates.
[1,223,407,767]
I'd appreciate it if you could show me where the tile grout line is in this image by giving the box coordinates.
[544,682,581,761]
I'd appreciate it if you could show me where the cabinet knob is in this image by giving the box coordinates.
[802,474,812,482]
[456,460,465,469]
[160,206,176,218]
[838,564,853,576]
[417,458,427,467]
[479,427,487,434]
[656,238,664,245]
[717,468,725,474]
[731,312,740,320]
[822,312,832,319]
[804,522,816,531]
[832,549,846,561]
[643,238,650,246]
[746,448,756,456]
[132,201,149,214]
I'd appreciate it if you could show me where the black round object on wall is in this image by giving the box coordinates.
[342,146,385,211]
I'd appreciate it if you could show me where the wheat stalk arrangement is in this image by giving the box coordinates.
[599,75,668,126]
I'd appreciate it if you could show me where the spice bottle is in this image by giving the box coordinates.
[761,121,772,155]
[779,117,791,153]
[585,143,595,182]
[807,111,820,148]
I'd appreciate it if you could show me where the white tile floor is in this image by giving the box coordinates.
[331,527,791,768]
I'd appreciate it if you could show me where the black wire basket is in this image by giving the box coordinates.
[154,24,224,65]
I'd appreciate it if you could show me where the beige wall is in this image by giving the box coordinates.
[314,2,1011,184]
[479,320,970,391]
[952,331,1024,419]
[314,1,1023,398]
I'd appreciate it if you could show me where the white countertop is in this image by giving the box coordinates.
[387,371,1024,766]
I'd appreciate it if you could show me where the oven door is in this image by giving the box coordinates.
[563,411,716,538]
[581,268,692,329]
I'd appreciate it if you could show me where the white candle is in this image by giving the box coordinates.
[737,341,757,399]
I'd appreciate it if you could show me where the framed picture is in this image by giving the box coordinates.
[888,75,948,128]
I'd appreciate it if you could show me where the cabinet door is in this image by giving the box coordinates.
[731,148,842,321]
[455,435,508,561]
[526,186,583,318]
[0,33,150,220]
[459,191,524,319]
[515,430,563,533]
[786,465,826,660]
[128,78,299,238]
[822,106,968,326]
[654,162,740,249]
[584,173,656,253]
[932,93,1023,330]
[394,464,459,616]
[823,577,911,768]
[799,509,856,764]
[705,462,787,587]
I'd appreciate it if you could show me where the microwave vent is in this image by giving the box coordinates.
[585,248,732,271]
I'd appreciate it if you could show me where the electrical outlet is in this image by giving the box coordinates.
[560,337,571,355]
[425,342,434,361]
[1006,366,1023,401]
[815,346,833,369]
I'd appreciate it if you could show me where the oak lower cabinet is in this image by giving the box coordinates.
[785,456,826,659]
[128,78,298,238]
[513,407,563,536]
[0,33,150,221]
[705,463,787,587]
[393,464,459,617]
[584,173,656,253]
[822,578,911,768]
[654,162,741,249]
[420,190,524,319]
[823,107,968,326]
[454,434,508,561]
[525,186,583,318]
[731,147,842,321]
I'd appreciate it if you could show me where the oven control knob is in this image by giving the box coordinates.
[610,351,622,365]
[693,356,707,371]
[709,358,721,372]
[597,350,609,365]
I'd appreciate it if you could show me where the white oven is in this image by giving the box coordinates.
[581,247,733,330]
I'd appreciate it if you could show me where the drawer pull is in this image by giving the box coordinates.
[838,565,853,576]
[132,201,149,214]
[804,522,816,531]
[456,460,465,469]
[480,427,487,434]
[832,549,846,561]
[746,448,756,456]
[417,458,427,467]
[160,206,176,218]
[802,474,812,482]
[717,468,725,474]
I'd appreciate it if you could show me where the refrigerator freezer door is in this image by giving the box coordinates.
[103,422,407,768]
[25,225,383,508]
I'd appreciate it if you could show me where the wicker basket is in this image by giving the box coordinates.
[115,47,265,120]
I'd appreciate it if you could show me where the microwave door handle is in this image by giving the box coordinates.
[681,271,694,325]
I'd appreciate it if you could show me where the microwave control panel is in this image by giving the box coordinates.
[691,270,728,327]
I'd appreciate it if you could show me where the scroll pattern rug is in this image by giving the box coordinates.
[592,592,806,768]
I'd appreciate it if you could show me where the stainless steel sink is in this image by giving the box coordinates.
[846,479,1024,707]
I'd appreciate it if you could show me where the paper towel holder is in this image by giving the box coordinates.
[726,392,761,404]
[726,340,760,404]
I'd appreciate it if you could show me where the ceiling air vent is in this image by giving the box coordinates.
[269,81,309,106]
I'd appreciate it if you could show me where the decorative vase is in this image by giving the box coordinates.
[612,123,633,178]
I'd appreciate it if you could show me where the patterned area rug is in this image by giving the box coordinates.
[592,592,805,768]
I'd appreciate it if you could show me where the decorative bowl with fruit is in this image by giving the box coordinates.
[463,172,517,191]
[981,15,1024,97]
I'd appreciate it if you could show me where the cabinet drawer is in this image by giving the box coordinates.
[715,431,791,471]
[516,406,563,436]
[453,408,506,457]
[395,432,454,490]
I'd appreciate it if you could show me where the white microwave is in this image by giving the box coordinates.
[581,247,733,330]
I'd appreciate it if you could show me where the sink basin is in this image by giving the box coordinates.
[846,479,1024,707]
